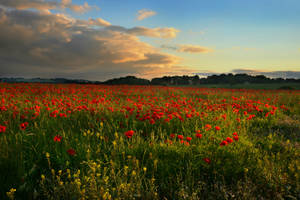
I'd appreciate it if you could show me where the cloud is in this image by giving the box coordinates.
[136,9,156,21]
[161,44,214,53]
[0,7,185,81]
[0,0,96,13]
[107,26,179,38]
[178,45,214,53]
[76,18,111,27]
[160,44,178,51]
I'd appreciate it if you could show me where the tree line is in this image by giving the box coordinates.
[1,73,300,86]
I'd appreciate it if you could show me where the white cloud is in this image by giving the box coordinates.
[161,44,214,53]
[136,9,156,21]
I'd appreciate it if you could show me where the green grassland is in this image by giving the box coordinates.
[0,83,299,200]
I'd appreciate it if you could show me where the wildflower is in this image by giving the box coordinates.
[53,135,62,142]
[170,133,175,138]
[226,137,233,143]
[203,157,211,164]
[205,124,212,131]
[6,188,16,200]
[232,132,238,136]
[186,137,192,142]
[196,133,202,138]
[186,113,192,118]
[220,140,228,146]
[233,136,239,141]
[20,122,28,130]
[177,134,184,140]
[124,130,134,138]
[0,125,6,133]
[45,152,50,158]
[67,148,76,156]
[215,126,221,131]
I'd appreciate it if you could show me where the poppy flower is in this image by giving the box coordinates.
[226,137,233,143]
[203,157,211,164]
[170,133,175,138]
[0,125,6,133]
[20,122,28,130]
[124,130,134,138]
[54,135,62,142]
[177,135,184,140]
[186,137,192,142]
[205,124,212,131]
[186,113,192,118]
[233,136,239,141]
[232,132,238,136]
[67,148,76,156]
[215,126,221,131]
[220,140,228,146]
[196,133,202,138]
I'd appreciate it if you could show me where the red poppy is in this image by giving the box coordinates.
[0,125,6,133]
[226,137,233,143]
[54,135,62,142]
[232,132,238,136]
[170,133,175,138]
[233,136,239,141]
[215,126,221,131]
[124,130,134,138]
[20,122,28,130]
[186,137,192,142]
[67,148,76,156]
[203,157,211,164]
[220,140,228,146]
[205,124,212,131]
[186,113,192,118]
[196,133,202,138]
[177,135,184,140]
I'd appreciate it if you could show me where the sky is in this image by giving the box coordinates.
[0,0,300,80]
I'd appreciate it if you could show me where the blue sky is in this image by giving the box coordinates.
[0,0,299,80]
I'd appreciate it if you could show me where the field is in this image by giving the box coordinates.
[0,83,299,199]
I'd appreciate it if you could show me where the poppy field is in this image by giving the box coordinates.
[0,83,299,199]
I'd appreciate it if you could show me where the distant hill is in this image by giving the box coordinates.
[1,74,300,86]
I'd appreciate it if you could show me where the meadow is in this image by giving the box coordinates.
[0,83,299,199]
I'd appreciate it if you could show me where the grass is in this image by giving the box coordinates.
[0,83,299,199]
